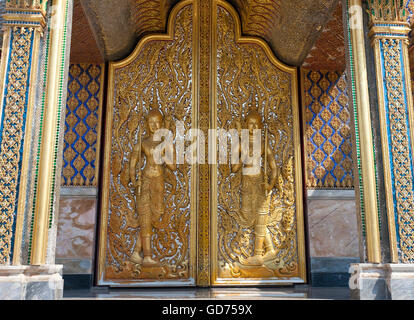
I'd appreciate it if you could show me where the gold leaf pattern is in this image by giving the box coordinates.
[0,27,34,264]
[303,70,354,189]
[62,64,103,187]
[381,38,414,262]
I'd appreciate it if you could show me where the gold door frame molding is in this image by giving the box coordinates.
[210,0,306,285]
[98,0,197,286]
[196,0,211,287]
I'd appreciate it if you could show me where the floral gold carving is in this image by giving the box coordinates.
[104,5,193,281]
[215,6,300,279]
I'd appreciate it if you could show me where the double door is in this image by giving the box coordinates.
[97,0,306,287]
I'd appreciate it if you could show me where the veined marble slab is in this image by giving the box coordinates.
[60,187,98,197]
[307,189,356,200]
[307,198,359,257]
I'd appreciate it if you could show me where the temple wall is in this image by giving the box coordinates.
[56,197,97,288]
[1,0,413,299]
[302,69,360,286]
[307,194,358,257]
[56,63,103,288]
[55,1,105,288]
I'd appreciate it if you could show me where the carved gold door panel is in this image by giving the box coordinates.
[97,0,306,287]
[210,1,306,285]
[97,1,197,286]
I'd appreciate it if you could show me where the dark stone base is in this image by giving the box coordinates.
[311,272,350,287]
[63,274,93,290]
[310,257,360,287]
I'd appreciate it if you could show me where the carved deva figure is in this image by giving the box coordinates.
[129,109,176,267]
[232,110,279,266]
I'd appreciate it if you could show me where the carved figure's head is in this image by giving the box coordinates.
[245,110,263,134]
[147,109,164,134]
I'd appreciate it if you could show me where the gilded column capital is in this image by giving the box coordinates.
[3,0,47,31]
[365,0,412,43]
[365,0,410,24]
[5,0,47,11]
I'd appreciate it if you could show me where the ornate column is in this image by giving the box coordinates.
[0,0,73,299]
[367,0,413,265]
[345,0,382,265]
[31,0,73,267]
[0,0,47,267]
[344,0,389,299]
[347,0,414,299]
[367,0,414,299]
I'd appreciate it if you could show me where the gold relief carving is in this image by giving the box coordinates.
[85,114,98,129]
[99,0,306,286]
[101,4,194,282]
[229,112,278,268]
[74,121,87,137]
[128,109,178,270]
[214,5,304,281]
[76,104,88,119]
[87,98,99,112]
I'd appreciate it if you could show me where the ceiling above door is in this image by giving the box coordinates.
[78,0,339,65]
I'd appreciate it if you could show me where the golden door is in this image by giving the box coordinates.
[97,0,306,287]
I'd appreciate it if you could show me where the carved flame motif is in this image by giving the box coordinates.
[216,6,299,279]
[233,0,281,39]
[105,5,193,280]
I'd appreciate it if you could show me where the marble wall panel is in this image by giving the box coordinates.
[307,198,359,258]
[56,197,97,274]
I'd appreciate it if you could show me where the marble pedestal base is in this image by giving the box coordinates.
[0,265,63,300]
[349,263,414,300]
[385,264,414,300]
[349,263,387,300]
